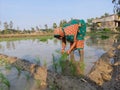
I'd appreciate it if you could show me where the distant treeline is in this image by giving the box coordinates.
[0,20,68,32]
[0,29,54,34]
[0,13,111,34]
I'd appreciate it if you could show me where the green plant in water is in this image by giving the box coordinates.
[0,59,12,70]
[58,52,68,73]
[69,61,77,76]
[38,36,53,42]
[79,61,85,71]
[43,59,47,67]
[52,52,68,73]
[25,73,31,81]
[100,35,109,40]
[34,57,41,65]
[15,66,22,75]
[52,54,58,72]
[59,59,66,73]
[0,72,10,88]
[5,63,12,70]
[60,52,68,60]
[79,61,85,77]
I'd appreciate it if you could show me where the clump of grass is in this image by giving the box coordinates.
[100,35,109,40]
[0,72,10,88]
[38,36,53,42]
[5,64,12,70]
[43,59,47,67]
[25,72,31,81]
[0,58,12,70]
[52,51,85,76]
[15,66,22,75]
[52,54,58,72]
[79,61,85,71]
[34,57,41,65]
[58,53,68,73]
[52,52,69,73]
[34,56,47,67]
[69,61,77,76]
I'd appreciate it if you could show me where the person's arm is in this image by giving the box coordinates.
[67,41,77,54]
[61,37,66,53]
[67,28,78,54]
[67,24,80,54]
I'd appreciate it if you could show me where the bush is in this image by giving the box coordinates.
[103,28,111,31]
[116,27,120,32]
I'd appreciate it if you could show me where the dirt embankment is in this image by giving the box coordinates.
[0,54,97,90]
[101,41,120,90]
[0,33,53,38]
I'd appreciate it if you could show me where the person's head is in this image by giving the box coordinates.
[54,27,64,40]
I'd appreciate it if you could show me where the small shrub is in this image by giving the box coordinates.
[100,35,109,40]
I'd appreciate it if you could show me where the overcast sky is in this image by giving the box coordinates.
[0,0,114,30]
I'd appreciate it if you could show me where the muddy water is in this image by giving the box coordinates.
[0,34,117,90]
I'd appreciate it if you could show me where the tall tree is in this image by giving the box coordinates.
[4,22,9,30]
[87,18,94,26]
[104,13,109,17]
[59,20,67,27]
[9,21,13,29]
[53,23,57,29]
[31,27,35,32]
[44,24,48,30]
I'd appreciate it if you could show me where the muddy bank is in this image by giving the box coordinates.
[0,54,97,90]
[101,41,120,90]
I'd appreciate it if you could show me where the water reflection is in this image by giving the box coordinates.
[0,34,119,73]
[0,34,119,90]
[86,34,118,51]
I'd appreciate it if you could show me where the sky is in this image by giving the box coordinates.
[0,0,114,30]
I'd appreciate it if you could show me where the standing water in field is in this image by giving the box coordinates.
[0,34,118,90]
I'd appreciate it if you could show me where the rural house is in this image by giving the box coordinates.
[92,14,120,31]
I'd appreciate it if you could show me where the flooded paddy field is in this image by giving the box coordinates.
[0,34,119,90]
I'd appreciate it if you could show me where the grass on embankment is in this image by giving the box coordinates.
[0,35,54,42]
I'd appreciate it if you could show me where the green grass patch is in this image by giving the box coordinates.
[0,35,53,42]
[100,35,109,40]
[0,72,10,88]
[38,36,53,42]
[0,59,12,70]
[52,52,85,76]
